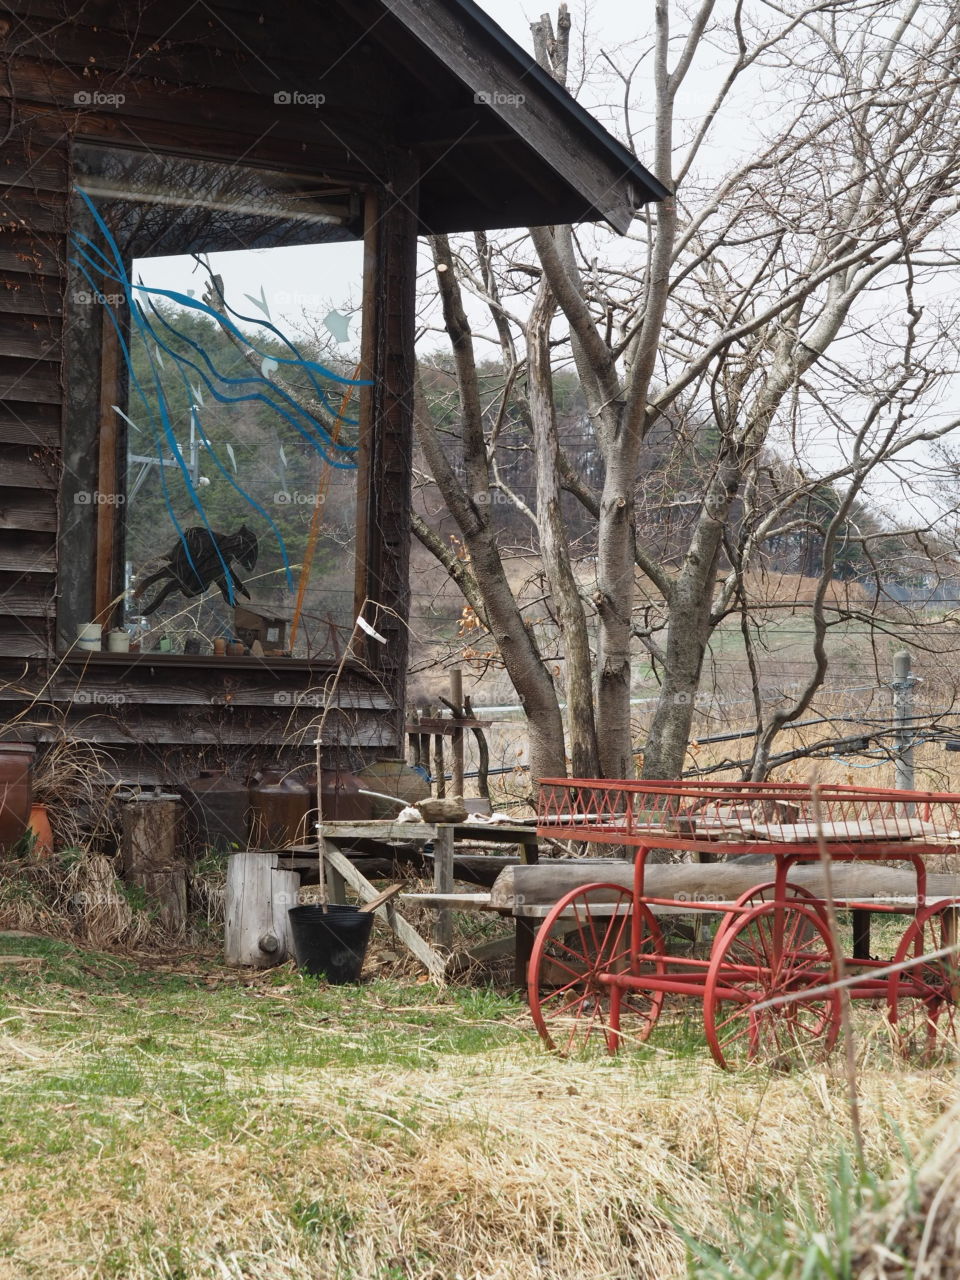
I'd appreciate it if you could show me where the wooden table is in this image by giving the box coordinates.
[315,820,539,951]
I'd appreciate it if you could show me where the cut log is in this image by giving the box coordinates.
[224,851,300,967]
[489,860,960,910]
[120,795,187,936]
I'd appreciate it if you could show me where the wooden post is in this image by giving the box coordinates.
[94,312,121,627]
[433,734,446,798]
[433,823,455,948]
[224,851,300,967]
[323,836,348,904]
[519,832,540,866]
[449,669,464,798]
[515,916,536,987]
[852,909,871,961]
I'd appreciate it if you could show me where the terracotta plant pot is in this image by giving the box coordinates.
[27,803,53,858]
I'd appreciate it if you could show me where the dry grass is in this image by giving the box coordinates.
[853,1107,960,1279]
[28,733,123,853]
[0,847,197,952]
[0,936,955,1280]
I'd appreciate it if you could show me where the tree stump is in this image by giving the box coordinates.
[224,851,300,967]
[120,795,187,935]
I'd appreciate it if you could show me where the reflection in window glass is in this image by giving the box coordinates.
[71,146,366,659]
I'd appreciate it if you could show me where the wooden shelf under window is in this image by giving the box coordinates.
[60,651,348,673]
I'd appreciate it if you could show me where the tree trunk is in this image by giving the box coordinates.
[526,277,600,777]
[594,462,638,780]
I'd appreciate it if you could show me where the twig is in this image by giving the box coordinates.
[811,777,865,1176]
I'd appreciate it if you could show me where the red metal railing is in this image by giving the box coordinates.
[537,778,960,846]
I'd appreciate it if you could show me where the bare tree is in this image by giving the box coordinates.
[413,0,960,791]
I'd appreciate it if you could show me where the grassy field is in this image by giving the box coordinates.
[0,931,956,1280]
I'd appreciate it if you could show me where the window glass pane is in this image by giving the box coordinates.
[72,145,365,659]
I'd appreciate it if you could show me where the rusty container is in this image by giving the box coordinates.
[248,769,310,849]
[0,743,36,852]
[180,768,249,854]
[304,767,372,823]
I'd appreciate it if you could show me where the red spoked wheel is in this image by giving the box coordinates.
[704,901,840,1070]
[715,881,829,943]
[888,903,960,1064]
[527,884,665,1056]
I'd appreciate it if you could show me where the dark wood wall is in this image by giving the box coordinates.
[0,0,416,777]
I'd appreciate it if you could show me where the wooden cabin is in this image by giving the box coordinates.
[0,0,666,784]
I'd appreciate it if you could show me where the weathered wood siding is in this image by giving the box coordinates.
[0,0,414,769]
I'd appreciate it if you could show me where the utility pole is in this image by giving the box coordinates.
[891,649,918,803]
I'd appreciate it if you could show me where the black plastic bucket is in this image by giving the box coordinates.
[288,904,374,983]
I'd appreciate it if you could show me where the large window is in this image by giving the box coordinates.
[68,145,369,660]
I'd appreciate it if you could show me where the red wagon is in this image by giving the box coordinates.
[529,779,960,1067]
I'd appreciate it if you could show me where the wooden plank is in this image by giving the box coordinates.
[321,821,439,843]
[0,616,50,657]
[0,531,56,573]
[0,271,63,319]
[0,230,63,277]
[490,862,960,909]
[323,840,349,906]
[0,401,60,447]
[322,843,446,981]
[4,7,392,110]
[0,146,69,195]
[353,152,415,721]
[432,823,455,948]
[32,713,396,749]
[352,188,378,645]
[40,673,394,709]
[0,488,57,532]
[0,357,61,403]
[0,576,55,617]
[0,444,58,488]
[6,64,387,175]
[0,187,69,235]
[751,819,945,842]
[320,820,536,842]
[402,893,492,907]
[0,312,61,360]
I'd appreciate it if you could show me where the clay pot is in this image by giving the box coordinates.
[0,744,36,852]
[27,803,53,858]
